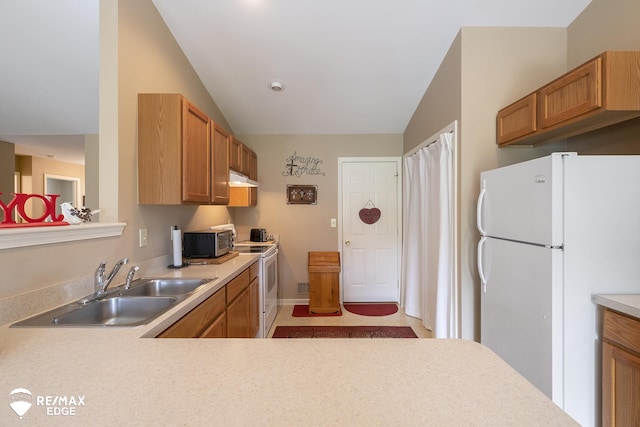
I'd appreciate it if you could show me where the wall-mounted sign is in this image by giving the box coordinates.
[286,185,317,205]
[282,152,326,177]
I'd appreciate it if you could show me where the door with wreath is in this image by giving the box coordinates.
[339,158,400,302]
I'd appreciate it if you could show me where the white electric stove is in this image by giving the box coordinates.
[234,239,278,338]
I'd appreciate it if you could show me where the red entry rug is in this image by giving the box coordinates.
[292,304,342,317]
[272,326,417,338]
[343,303,398,317]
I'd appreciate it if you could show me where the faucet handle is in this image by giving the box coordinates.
[124,266,140,289]
[95,261,106,277]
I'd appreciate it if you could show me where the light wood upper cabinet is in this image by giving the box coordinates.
[138,93,230,205]
[228,136,258,207]
[138,94,210,204]
[497,51,640,146]
[538,57,602,129]
[229,136,242,172]
[602,308,640,427]
[240,144,251,176]
[496,94,537,145]
[211,122,230,205]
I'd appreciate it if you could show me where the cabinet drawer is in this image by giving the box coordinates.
[537,57,602,129]
[226,269,250,303]
[496,93,537,145]
[158,288,226,338]
[603,308,640,355]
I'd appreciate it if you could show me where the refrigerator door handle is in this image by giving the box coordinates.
[477,186,487,235]
[478,236,488,293]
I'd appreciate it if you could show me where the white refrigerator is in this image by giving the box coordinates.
[477,152,640,427]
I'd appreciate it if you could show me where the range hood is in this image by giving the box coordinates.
[229,171,258,188]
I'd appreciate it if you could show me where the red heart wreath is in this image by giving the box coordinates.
[359,207,381,224]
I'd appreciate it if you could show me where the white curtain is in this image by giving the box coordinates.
[402,132,456,338]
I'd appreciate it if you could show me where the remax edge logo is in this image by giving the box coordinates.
[8,388,86,419]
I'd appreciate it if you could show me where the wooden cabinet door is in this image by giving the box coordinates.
[496,94,536,145]
[537,57,602,129]
[248,149,258,181]
[240,144,251,176]
[181,99,211,203]
[602,342,640,426]
[211,123,230,205]
[229,136,242,172]
[249,277,259,337]
[200,312,227,338]
[138,93,184,205]
[157,288,225,338]
[226,287,250,337]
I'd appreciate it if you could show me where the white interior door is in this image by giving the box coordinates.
[340,159,400,302]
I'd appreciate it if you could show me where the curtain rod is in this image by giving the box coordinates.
[404,129,454,158]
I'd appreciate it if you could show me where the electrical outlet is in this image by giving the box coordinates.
[330,218,337,228]
[139,228,148,247]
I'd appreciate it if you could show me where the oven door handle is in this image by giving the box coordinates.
[264,248,278,261]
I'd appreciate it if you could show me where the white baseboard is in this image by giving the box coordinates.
[279,298,309,306]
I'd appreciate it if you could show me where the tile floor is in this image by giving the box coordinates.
[266,304,433,338]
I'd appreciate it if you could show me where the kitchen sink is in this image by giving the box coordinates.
[118,278,213,297]
[11,277,215,327]
[53,296,177,326]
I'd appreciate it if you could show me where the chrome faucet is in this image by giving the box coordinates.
[94,258,129,296]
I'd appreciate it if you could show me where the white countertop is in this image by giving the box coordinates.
[593,294,640,319]
[0,258,578,426]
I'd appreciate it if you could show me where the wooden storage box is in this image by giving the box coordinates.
[308,252,341,314]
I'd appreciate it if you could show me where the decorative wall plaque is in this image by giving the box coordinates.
[286,185,317,205]
[359,200,381,224]
[282,152,326,177]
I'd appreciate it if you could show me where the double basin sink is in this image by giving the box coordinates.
[12,277,215,327]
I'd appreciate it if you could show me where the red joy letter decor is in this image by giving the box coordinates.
[0,193,66,226]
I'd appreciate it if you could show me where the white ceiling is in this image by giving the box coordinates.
[0,0,591,163]
[153,0,591,134]
[0,0,98,165]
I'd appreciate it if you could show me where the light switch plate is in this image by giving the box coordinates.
[139,228,148,247]
[330,218,337,227]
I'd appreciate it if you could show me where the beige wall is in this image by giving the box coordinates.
[403,0,640,341]
[403,27,567,340]
[0,141,15,206]
[235,134,402,300]
[19,156,86,219]
[564,0,640,154]
[403,32,462,153]
[0,0,231,300]
[117,0,233,262]
[567,0,640,68]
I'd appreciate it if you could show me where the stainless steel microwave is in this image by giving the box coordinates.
[182,229,232,258]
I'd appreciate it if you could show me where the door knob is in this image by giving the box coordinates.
[345,240,351,246]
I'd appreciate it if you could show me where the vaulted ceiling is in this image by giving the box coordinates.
[0,0,591,162]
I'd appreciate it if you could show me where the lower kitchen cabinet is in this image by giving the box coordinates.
[200,312,227,338]
[602,308,640,426]
[226,286,250,337]
[157,261,259,339]
[157,287,226,338]
[226,262,260,337]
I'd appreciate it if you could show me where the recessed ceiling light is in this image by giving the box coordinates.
[269,81,284,91]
